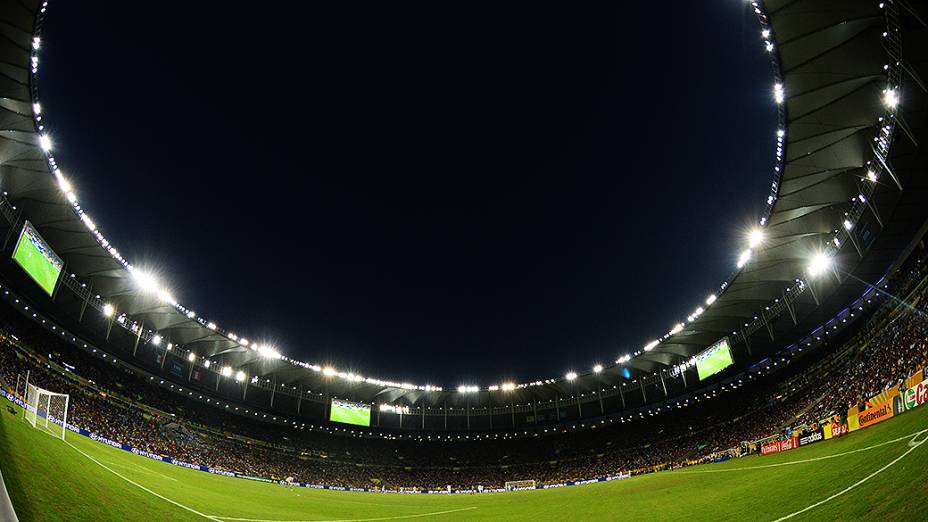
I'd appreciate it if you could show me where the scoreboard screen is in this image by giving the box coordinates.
[12,221,63,296]
[696,337,734,381]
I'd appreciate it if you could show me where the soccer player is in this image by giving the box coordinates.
[284,476,295,489]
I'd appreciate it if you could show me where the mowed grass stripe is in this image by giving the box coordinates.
[1,397,927,521]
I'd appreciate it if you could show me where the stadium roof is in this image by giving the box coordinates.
[0,0,926,409]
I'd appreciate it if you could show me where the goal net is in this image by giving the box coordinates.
[24,383,69,440]
[505,480,536,491]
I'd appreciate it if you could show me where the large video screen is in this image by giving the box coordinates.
[330,399,371,427]
[696,337,734,381]
[12,221,63,297]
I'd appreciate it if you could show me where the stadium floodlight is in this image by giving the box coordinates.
[38,134,52,151]
[204,360,211,369]
[221,366,232,377]
[866,170,877,182]
[593,364,603,373]
[234,370,246,382]
[773,83,784,104]
[643,339,659,352]
[322,366,337,377]
[705,294,717,306]
[501,382,515,391]
[102,303,115,317]
[166,343,173,351]
[737,249,752,268]
[761,29,770,38]
[748,228,765,248]
[807,252,833,278]
[565,371,577,381]
[258,345,281,359]
[843,219,854,230]
[187,352,196,362]
[151,334,161,346]
[33,102,41,114]
[670,323,684,335]
[206,322,217,330]
[883,88,899,108]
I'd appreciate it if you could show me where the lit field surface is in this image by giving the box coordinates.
[1,400,926,521]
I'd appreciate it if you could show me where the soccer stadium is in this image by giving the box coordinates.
[1,0,928,520]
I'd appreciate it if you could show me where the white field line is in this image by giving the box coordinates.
[674,429,927,474]
[98,459,178,481]
[64,440,221,521]
[211,506,479,522]
[772,430,927,521]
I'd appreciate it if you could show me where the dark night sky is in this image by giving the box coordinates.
[39,2,775,384]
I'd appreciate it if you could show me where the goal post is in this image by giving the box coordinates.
[24,383,69,440]
[504,480,536,491]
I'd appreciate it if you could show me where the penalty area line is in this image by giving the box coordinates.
[211,506,479,522]
[64,439,221,521]
[772,430,927,521]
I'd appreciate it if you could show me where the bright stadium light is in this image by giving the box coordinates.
[737,249,752,268]
[593,364,603,373]
[151,334,161,346]
[258,345,281,359]
[187,352,196,362]
[843,219,854,230]
[203,360,211,369]
[322,366,337,377]
[883,88,899,108]
[221,366,232,377]
[166,343,173,351]
[643,340,659,352]
[866,170,877,182]
[670,323,684,335]
[565,371,578,381]
[773,83,784,104]
[234,370,246,382]
[501,382,515,391]
[705,294,717,306]
[748,228,765,248]
[807,253,833,278]
[38,134,52,151]
[102,303,114,317]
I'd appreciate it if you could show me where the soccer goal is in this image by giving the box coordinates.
[24,383,69,440]
[505,480,536,491]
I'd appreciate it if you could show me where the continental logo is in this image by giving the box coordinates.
[858,402,893,429]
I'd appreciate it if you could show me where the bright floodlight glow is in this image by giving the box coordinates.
[151,334,161,346]
[773,83,784,104]
[166,343,173,351]
[866,170,877,182]
[762,29,770,38]
[221,366,232,377]
[132,270,159,293]
[187,352,196,362]
[206,322,217,330]
[883,88,899,108]
[565,371,578,381]
[748,228,765,248]
[501,382,515,391]
[38,134,52,151]
[843,219,854,230]
[643,339,659,352]
[706,294,717,306]
[737,249,752,268]
[593,364,603,373]
[235,370,246,382]
[258,346,281,359]
[204,360,211,369]
[807,253,833,277]
[670,323,684,335]
[322,366,337,376]
[102,303,114,317]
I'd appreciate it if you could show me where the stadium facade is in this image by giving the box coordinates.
[0,0,925,438]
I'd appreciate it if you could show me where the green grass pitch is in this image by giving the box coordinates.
[11,232,61,297]
[1,397,926,521]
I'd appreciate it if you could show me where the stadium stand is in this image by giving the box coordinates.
[2,250,926,491]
